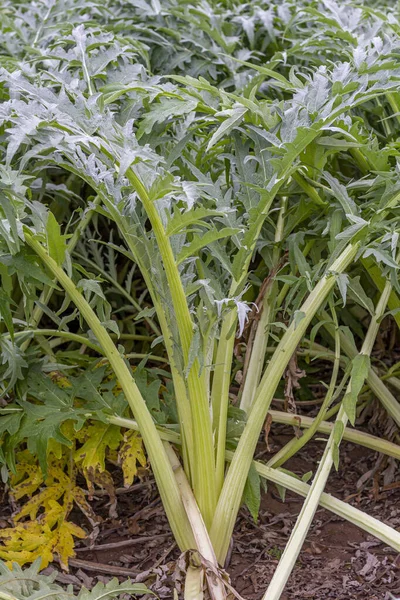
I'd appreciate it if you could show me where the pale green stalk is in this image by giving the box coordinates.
[7,329,102,353]
[109,409,400,468]
[99,191,195,483]
[211,310,237,496]
[210,144,318,484]
[387,376,400,392]
[211,140,321,491]
[185,566,204,600]
[108,415,181,443]
[239,197,287,414]
[210,242,359,563]
[165,444,227,600]
[238,288,276,414]
[125,167,216,524]
[24,230,195,552]
[267,410,400,460]
[212,196,287,496]
[43,158,192,470]
[262,277,392,600]
[0,593,17,600]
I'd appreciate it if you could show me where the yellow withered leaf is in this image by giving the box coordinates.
[54,520,86,570]
[0,518,84,570]
[14,485,64,522]
[74,422,121,484]
[119,430,147,487]
[2,460,89,570]
[12,462,44,500]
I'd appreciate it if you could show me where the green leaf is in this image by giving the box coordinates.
[0,252,57,288]
[333,421,344,445]
[324,172,358,217]
[343,354,370,425]
[336,273,349,306]
[301,471,313,483]
[46,212,67,266]
[0,339,28,391]
[363,247,399,269]
[137,96,198,139]
[166,208,225,236]
[0,559,152,599]
[78,578,152,599]
[243,462,261,522]
[77,279,106,300]
[0,290,15,341]
[177,228,240,264]
[347,276,375,315]
[0,406,23,437]
[206,107,247,151]
[27,371,72,408]
[332,443,340,471]
[18,402,83,473]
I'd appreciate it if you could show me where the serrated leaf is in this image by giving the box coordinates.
[0,406,23,437]
[137,96,198,139]
[0,252,57,288]
[0,462,87,571]
[166,208,225,236]
[27,371,72,408]
[363,247,399,269]
[177,227,240,264]
[206,107,247,151]
[0,560,148,600]
[77,279,106,300]
[74,422,121,484]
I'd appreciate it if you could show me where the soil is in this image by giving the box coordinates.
[2,423,398,600]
